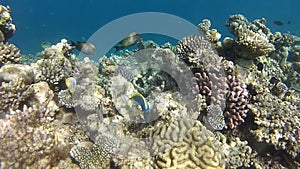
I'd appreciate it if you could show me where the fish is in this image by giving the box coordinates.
[41,41,52,49]
[129,93,150,123]
[71,41,96,55]
[65,77,77,93]
[114,32,142,53]
[273,20,284,26]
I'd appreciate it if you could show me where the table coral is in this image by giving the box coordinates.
[225,14,275,58]
[0,42,21,65]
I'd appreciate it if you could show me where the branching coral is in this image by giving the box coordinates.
[224,75,249,129]
[35,56,72,91]
[0,64,34,114]
[0,104,58,168]
[0,42,21,66]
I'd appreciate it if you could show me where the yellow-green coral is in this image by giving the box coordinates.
[150,119,226,169]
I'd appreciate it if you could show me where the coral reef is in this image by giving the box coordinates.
[0,5,299,168]
[248,92,300,158]
[198,19,221,43]
[0,64,34,114]
[224,74,249,129]
[35,55,72,91]
[0,80,59,168]
[224,14,275,59]
[225,137,253,168]
[70,134,118,169]
[150,118,226,168]
[0,5,16,41]
[0,42,21,66]
[205,104,225,130]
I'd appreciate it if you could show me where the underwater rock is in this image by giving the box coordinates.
[226,137,253,168]
[0,64,34,84]
[0,42,21,66]
[225,14,275,59]
[0,5,16,41]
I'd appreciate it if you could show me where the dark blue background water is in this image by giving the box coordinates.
[2,0,300,55]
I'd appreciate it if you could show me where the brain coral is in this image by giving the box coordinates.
[0,42,21,66]
[150,118,226,168]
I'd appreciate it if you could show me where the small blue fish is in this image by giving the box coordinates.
[130,93,150,123]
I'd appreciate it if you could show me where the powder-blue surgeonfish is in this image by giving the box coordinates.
[129,93,151,123]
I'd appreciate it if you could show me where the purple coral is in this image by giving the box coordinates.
[193,70,249,129]
[224,75,249,129]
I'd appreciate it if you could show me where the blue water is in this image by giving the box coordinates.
[2,0,300,55]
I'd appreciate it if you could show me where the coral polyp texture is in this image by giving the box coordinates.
[150,119,226,169]
[248,92,300,158]
[0,42,21,65]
